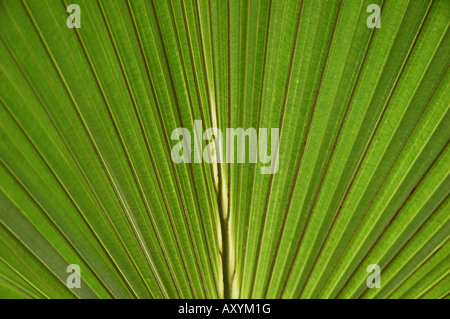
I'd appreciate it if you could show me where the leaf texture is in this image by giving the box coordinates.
[0,0,449,299]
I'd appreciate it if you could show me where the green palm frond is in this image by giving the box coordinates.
[0,0,449,299]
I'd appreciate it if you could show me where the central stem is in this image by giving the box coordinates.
[217,174,231,299]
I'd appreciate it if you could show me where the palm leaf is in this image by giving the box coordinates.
[0,0,449,299]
